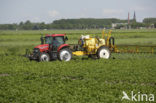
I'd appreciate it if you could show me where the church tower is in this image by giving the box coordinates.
[133,11,136,22]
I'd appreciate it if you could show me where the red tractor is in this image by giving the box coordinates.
[26,34,72,61]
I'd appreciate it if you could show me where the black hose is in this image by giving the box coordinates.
[109,37,115,51]
[109,37,115,46]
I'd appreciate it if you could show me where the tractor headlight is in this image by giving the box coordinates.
[33,48,39,53]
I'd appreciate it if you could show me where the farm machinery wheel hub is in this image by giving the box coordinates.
[59,50,72,61]
[40,53,50,61]
[99,49,110,59]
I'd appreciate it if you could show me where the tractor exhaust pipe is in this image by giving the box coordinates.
[40,35,44,44]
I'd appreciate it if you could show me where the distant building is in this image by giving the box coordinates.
[112,23,128,29]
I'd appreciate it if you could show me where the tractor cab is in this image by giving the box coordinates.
[41,34,68,46]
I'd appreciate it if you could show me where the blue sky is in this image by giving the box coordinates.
[0,0,156,24]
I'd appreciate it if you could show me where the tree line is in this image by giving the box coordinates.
[0,18,156,30]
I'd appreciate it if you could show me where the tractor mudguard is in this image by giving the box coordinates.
[57,44,70,52]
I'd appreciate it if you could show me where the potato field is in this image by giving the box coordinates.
[0,29,156,103]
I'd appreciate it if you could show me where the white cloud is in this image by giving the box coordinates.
[102,9,125,19]
[31,17,40,22]
[130,5,154,12]
[48,10,60,18]
[102,9,124,15]
[130,6,146,11]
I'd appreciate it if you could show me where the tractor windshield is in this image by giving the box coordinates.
[45,36,53,44]
[44,36,65,46]
[52,36,65,47]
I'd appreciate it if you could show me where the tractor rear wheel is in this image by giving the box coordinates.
[39,53,50,62]
[97,47,110,59]
[58,48,72,61]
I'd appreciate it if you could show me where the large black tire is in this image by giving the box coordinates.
[39,53,50,62]
[97,46,111,59]
[58,48,72,61]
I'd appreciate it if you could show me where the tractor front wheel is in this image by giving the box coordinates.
[58,48,72,61]
[39,53,50,62]
[97,47,110,59]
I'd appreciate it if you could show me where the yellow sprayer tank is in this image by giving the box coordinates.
[72,34,110,59]
[82,36,105,54]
